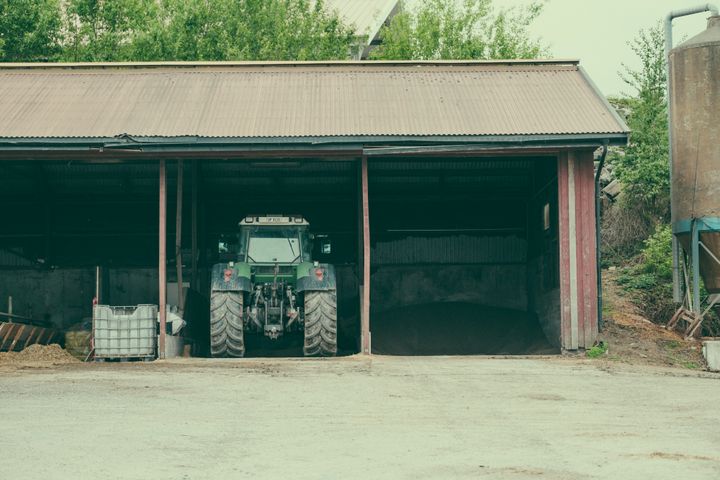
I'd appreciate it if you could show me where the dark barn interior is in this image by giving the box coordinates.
[0,154,561,356]
[368,155,560,354]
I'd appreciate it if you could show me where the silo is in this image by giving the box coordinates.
[670,15,720,294]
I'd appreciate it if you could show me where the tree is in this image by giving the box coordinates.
[64,0,356,62]
[371,0,546,60]
[0,0,62,61]
[614,23,669,218]
[223,0,356,61]
[62,0,160,62]
[129,0,231,61]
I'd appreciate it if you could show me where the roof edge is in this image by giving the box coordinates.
[0,133,629,151]
[577,66,631,133]
[0,59,581,70]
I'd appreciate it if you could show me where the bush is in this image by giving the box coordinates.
[601,201,658,264]
[639,224,673,280]
[615,223,676,324]
[586,341,608,358]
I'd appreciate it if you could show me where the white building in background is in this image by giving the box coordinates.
[324,0,400,59]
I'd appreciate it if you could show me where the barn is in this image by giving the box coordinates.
[0,60,628,356]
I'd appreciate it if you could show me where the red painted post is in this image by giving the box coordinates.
[361,156,371,355]
[577,151,598,348]
[159,159,167,359]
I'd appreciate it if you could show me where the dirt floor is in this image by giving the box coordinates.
[598,269,708,369]
[1,356,719,480]
[372,303,557,355]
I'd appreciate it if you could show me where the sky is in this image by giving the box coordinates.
[504,0,714,96]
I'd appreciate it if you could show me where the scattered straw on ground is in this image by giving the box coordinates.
[0,344,80,365]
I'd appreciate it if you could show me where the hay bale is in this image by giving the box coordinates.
[65,331,92,360]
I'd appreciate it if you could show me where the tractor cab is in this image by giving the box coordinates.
[237,215,312,265]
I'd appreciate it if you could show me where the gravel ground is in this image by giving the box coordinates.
[1,356,719,480]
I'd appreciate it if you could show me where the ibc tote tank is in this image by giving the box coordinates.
[670,15,720,293]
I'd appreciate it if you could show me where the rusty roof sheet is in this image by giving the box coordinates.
[0,61,628,140]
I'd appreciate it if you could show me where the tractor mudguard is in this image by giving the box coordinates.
[211,262,252,292]
[296,262,337,292]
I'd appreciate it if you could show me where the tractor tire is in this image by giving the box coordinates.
[210,291,245,358]
[303,290,337,356]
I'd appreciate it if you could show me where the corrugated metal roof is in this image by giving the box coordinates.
[0,61,628,140]
[325,0,398,42]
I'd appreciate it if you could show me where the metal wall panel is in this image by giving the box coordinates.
[372,235,526,265]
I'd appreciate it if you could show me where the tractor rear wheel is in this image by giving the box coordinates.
[303,290,337,356]
[210,291,245,358]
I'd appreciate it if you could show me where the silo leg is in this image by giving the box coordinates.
[691,220,701,316]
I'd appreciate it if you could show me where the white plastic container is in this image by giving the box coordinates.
[703,340,720,372]
[93,305,157,359]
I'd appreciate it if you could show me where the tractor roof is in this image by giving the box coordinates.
[240,215,309,226]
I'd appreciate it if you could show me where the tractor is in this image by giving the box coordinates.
[210,215,337,357]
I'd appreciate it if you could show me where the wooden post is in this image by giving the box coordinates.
[191,159,198,292]
[361,156,371,355]
[176,159,184,313]
[159,160,167,359]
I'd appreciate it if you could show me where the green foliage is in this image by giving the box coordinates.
[614,223,675,324]
[616,270,658,290]
[586,341,608,358]
[1,0,548,63]
[131,0,356,62]
[616,224,671,292]
[371,0,547,60]
[63,0,158,62]
[0,0,355,63]
[0,0,62,61]
[614,24,670,218]
[638,224,673,280]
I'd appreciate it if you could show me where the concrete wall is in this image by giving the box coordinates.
[0,268,161,329]
[0,269,95,329]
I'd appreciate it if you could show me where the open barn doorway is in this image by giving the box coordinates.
[368,156,561,355]
[0,158,363,357]
[198,158,361,356]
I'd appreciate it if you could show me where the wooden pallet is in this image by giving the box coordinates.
[0,322,63,352]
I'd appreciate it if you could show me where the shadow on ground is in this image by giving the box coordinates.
[371,302,558,356]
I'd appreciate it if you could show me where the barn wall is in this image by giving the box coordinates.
[557,150,598,350]
[0,268,160,329]
[0,269,94,329]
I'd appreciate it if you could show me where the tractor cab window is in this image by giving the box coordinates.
[243,227,304,264]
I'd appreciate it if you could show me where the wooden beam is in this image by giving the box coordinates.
[176,159,184,313]
[0,323,15,350]
[159,159,167,359]
[191,159,198,291]
[8,325,26,352]
[361,156,371,355]
[24,327,37,348]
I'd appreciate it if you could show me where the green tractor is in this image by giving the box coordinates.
[210,215,337,358]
